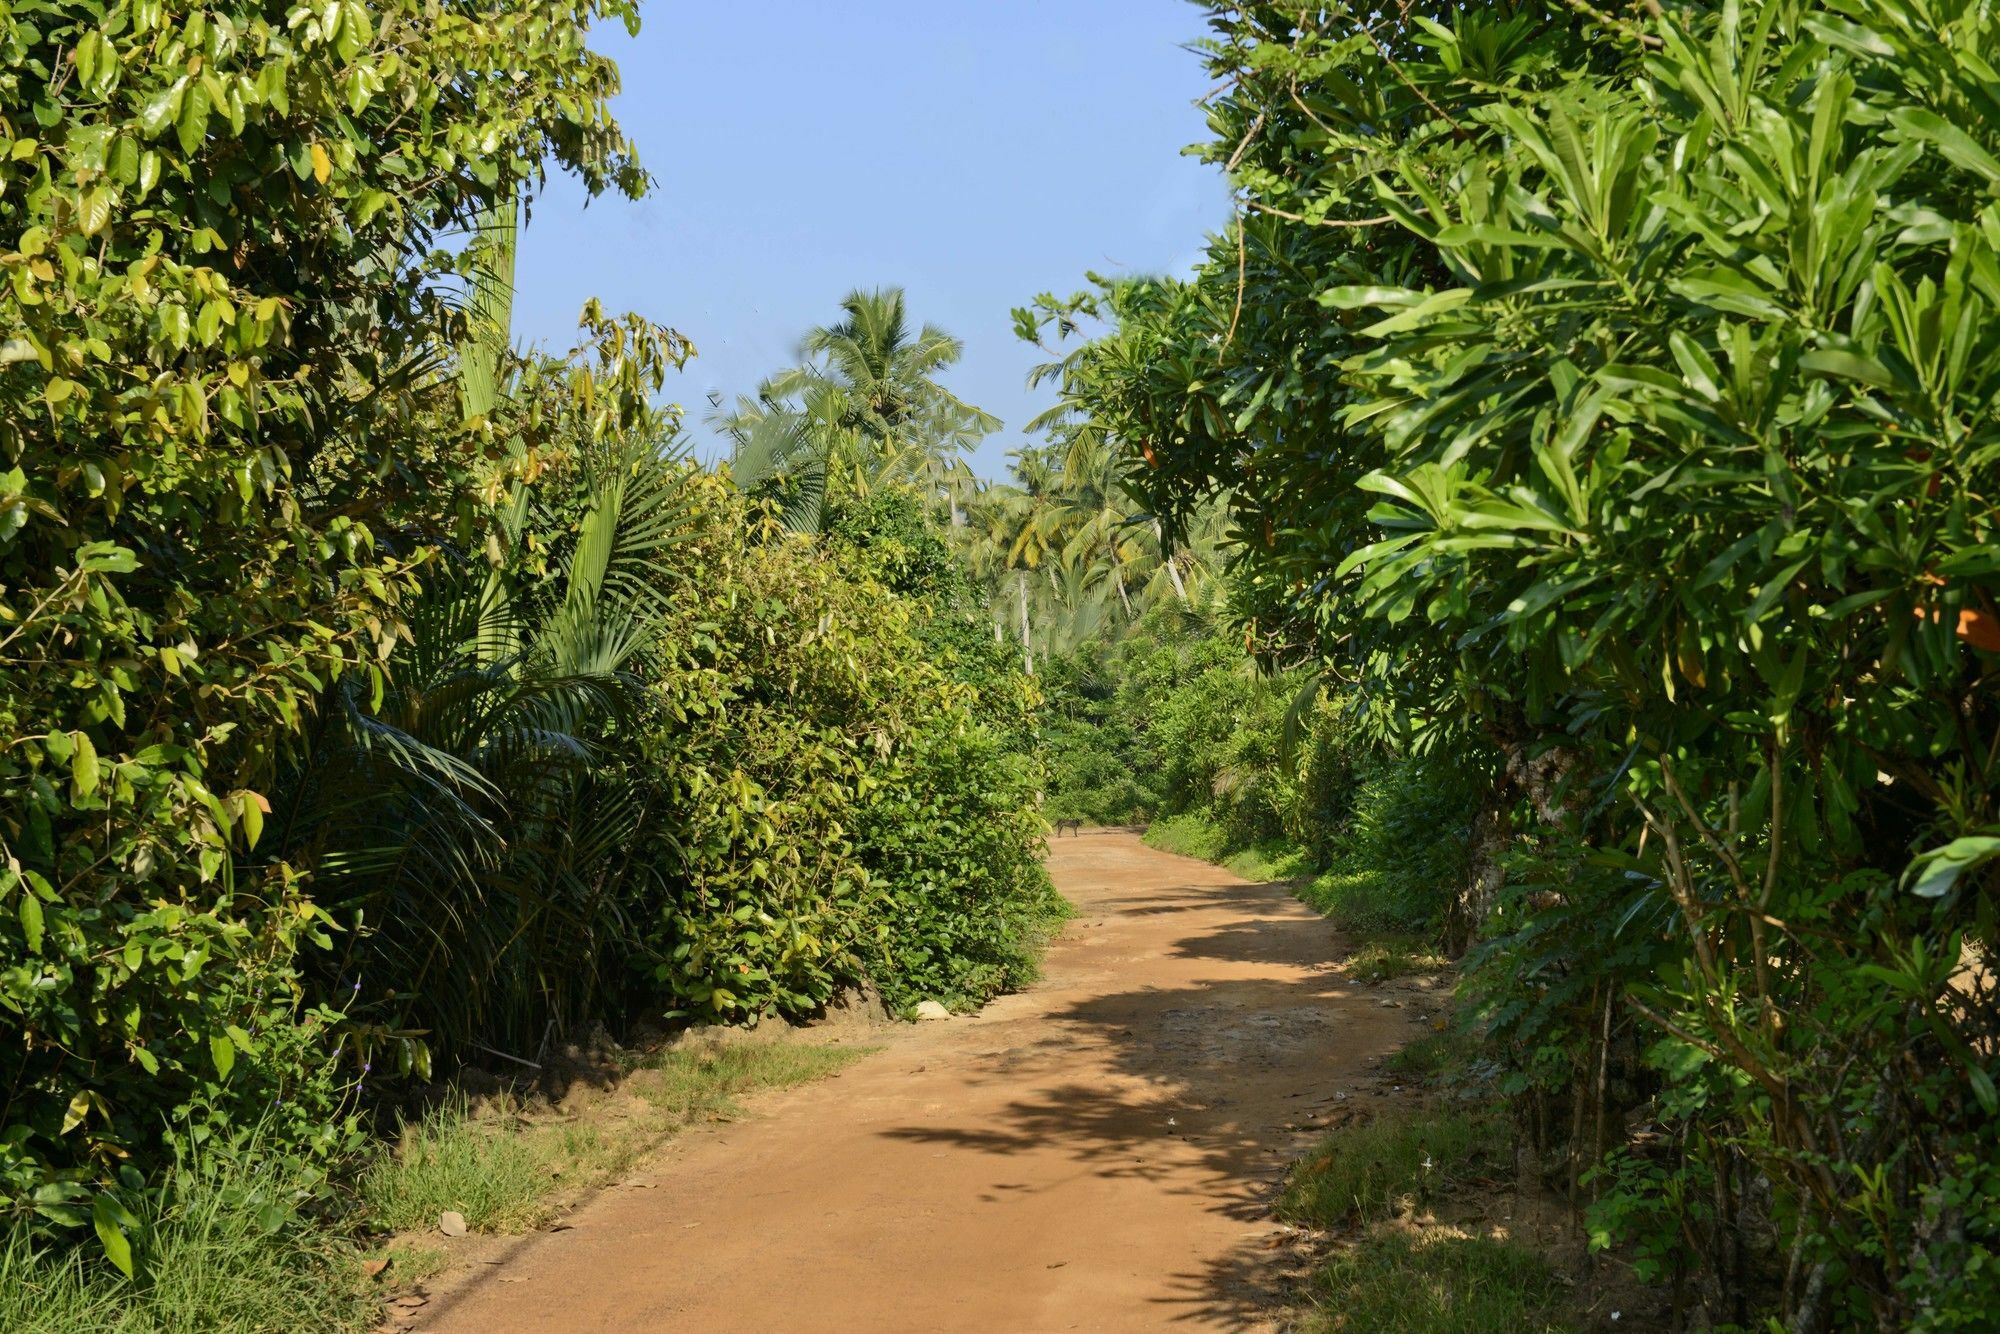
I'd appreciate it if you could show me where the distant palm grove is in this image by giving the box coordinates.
[4,1,1998,1331]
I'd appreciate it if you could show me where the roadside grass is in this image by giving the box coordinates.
[1299,866,1440,938]
[1142,812,1232,863]
[1224,839,1315,883]
[1281,1109,1568,1332]
[361,1039,871,1236]
[1294,1228,1570,1333]
[358,1096,554,1234]
[0,1032,873,1331]
[1142,813,1314,883]
[363,1241,450,1284]
[1382,1029,1479,1084]
[640,1040,866,1120]
[1342,936,1451,984]
[1279,1109,1502,1226]
[0,1152,369,1334]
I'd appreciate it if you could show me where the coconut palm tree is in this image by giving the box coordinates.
[951,435,1225,669]
[717,288,996,530]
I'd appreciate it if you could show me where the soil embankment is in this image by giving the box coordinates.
[418,829,1416,1332]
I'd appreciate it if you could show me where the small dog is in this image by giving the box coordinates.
[1053,818,1084,838]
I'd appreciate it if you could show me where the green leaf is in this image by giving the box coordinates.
[1800,348,1896,390]
[210,1033,236,1079]
[176,80,211,156]
[1908,836,2000,899]
[78,542,139,573]
[71,731,101,797]
[77,188,113,237]
[1889,107,2000,185]
[18,892,43,954]
[1970,1065,1999,1117]
[92,1194,137,1279]
[138,77,186,137]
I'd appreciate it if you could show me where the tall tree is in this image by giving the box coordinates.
[717,288,997,529]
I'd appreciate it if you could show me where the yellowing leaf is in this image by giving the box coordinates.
[310,142,332,185]
[238,791,265,849]
[62,1091,92,1135]
[78,188,113,237]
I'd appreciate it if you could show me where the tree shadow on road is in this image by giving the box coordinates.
[877,874,1408,1327]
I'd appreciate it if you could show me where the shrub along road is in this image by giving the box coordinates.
[417,831,1412,1332]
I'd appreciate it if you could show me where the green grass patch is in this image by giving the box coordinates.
[360,1039,870,1237]
[358,1097,554,1234]
[1280,1110,1502,1226]
[1383,1029,1479,1084]
[1296,1228,1570,1333]
[1222,839,1315,883]
[1143,812,1313,883]
[640,1040,869,1120]
[0,1154,369,1334]
[1343,936,1451,983]
[1143,811,1231,862]
[366,1242,449,1284]
[1301,867,1445,936]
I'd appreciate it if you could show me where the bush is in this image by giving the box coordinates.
[1300,754,1479,937]
[0,0,651,1250]
[632,476,1059,1022]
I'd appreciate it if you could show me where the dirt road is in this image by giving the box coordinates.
[420,830,1412,1333]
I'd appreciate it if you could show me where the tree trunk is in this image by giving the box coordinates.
[1446,793,1509,955]
[1017,578,1033,674]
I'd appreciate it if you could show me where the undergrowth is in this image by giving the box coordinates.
[359,1040,869,1236]
[1383,1030,1480,1084]
[1142,813,1313,883]
[1294,1228,1570,1333]
[0,1152,369,1334]
[1281,1109,1566,1332]
[1296,757,1477,937]
[1343,937,1450,984]
[1279,1110,1502,1226]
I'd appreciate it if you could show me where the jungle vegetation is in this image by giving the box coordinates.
[1021,1,2000,1327]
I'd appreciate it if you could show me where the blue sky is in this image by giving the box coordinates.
[512,1,1232,479]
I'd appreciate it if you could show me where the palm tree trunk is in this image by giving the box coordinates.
[1016,580,1032,672]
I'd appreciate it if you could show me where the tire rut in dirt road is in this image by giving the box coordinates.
[416,830,1414,1333]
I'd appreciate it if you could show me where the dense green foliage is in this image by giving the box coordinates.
[633,478,1059,1021]
[1034,596,1471,935]
[1032,1,2000,1325]
[0,0,659,1262]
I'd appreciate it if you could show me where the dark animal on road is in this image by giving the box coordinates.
[1054,819,1083,838]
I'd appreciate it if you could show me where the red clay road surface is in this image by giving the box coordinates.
[418,829,1410,1333]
